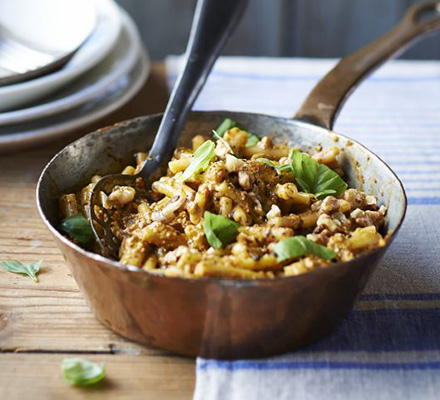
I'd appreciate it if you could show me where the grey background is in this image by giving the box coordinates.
[117,0,440,60]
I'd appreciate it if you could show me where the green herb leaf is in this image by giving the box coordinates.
[0,260,42,283]
[60,213,94,246]
[214,118,260,147]
[203,211,239,250]
[215,118,237,137]
[245,132,260,147]
[274,236,336,262]
[315,164,347,199]
[61,358,105,386]
[257,158,291,176]
[289,151,347,199]
[181,140,216,181]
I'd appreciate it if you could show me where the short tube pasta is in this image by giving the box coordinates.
[59,119,388,279]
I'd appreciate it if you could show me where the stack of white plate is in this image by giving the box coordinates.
[0,0,149,152]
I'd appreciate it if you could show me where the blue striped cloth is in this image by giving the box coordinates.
[166,57,440,400]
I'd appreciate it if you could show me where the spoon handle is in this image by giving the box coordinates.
[142,0,248,177]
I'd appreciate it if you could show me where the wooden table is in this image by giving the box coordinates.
[0,64,196,400]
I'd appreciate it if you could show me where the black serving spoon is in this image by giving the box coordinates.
[89,0,248,258]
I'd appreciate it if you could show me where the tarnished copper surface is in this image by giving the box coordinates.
[38,1,440,358]
[37,112,406,359]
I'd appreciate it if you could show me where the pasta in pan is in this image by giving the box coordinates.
[59,119,387,279]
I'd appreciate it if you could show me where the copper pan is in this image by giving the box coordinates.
[37,2,440,359]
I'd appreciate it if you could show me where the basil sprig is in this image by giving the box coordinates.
[182,140,216,181]
[245,132,260,147]
[0,260,42,282]
[214,118,260,147]
[203,211,239,250]
[274,236,336,262]
[259,150,347,199]
[290,151,347,199]
[61,358,105,386]
[60,213,94,246]
[215,118,237,137]
[257,158,290,175]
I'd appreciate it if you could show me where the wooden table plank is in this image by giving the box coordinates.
[0,354,195,400]
[0,63,196,398]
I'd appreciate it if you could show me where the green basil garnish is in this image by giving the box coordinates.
[274,236,336,262]
[214,118,260,147]
[289,151,347,199]
[0,260,42,283]
[182,140,216,181]
[61,358,105,386]
[245,132,260,147]
[215,118,237,137]
[257,158,291,175]
[203,211,239,250]
[60,213,94,246]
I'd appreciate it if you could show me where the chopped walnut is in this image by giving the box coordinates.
[342,188,367,209]
[350,208,385,229]
[320,196,351,214]
[267,204,282,219]
[307,229,333,246]
[238,170,252,190]
[225,154,244,172]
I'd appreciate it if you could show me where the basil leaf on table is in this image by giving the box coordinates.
[0,260,42,283]
[289,151,347,199]
[60,213,94,246]
[214,118,260,147]
[181,140,216,181]
[203,211,239,250]
[61,358,105,386]
[274,236,336,262]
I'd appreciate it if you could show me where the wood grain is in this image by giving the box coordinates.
[0,63,195,398]
[0,354,195,400]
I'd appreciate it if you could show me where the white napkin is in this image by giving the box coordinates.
[166,56,440,400]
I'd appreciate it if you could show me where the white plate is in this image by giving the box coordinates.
[0,10,141,126]
[0,49,149,152]
[0,0,96,81]
[0,0,121,112]
[0,0,96,53]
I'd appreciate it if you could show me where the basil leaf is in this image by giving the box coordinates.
[61,358,105,386]
[245,132,260,147]
[215,118,237,137]
[274,236,336,262]
[315,164,347,200]
[289,151,347,199]
[203,211,239,250]
[60,213,94,246]
[0,260,42,283]
[257,158,290,176]
[215,118,260,147]
[181,140,215,181]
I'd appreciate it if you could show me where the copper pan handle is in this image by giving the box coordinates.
[294,1,440,130]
